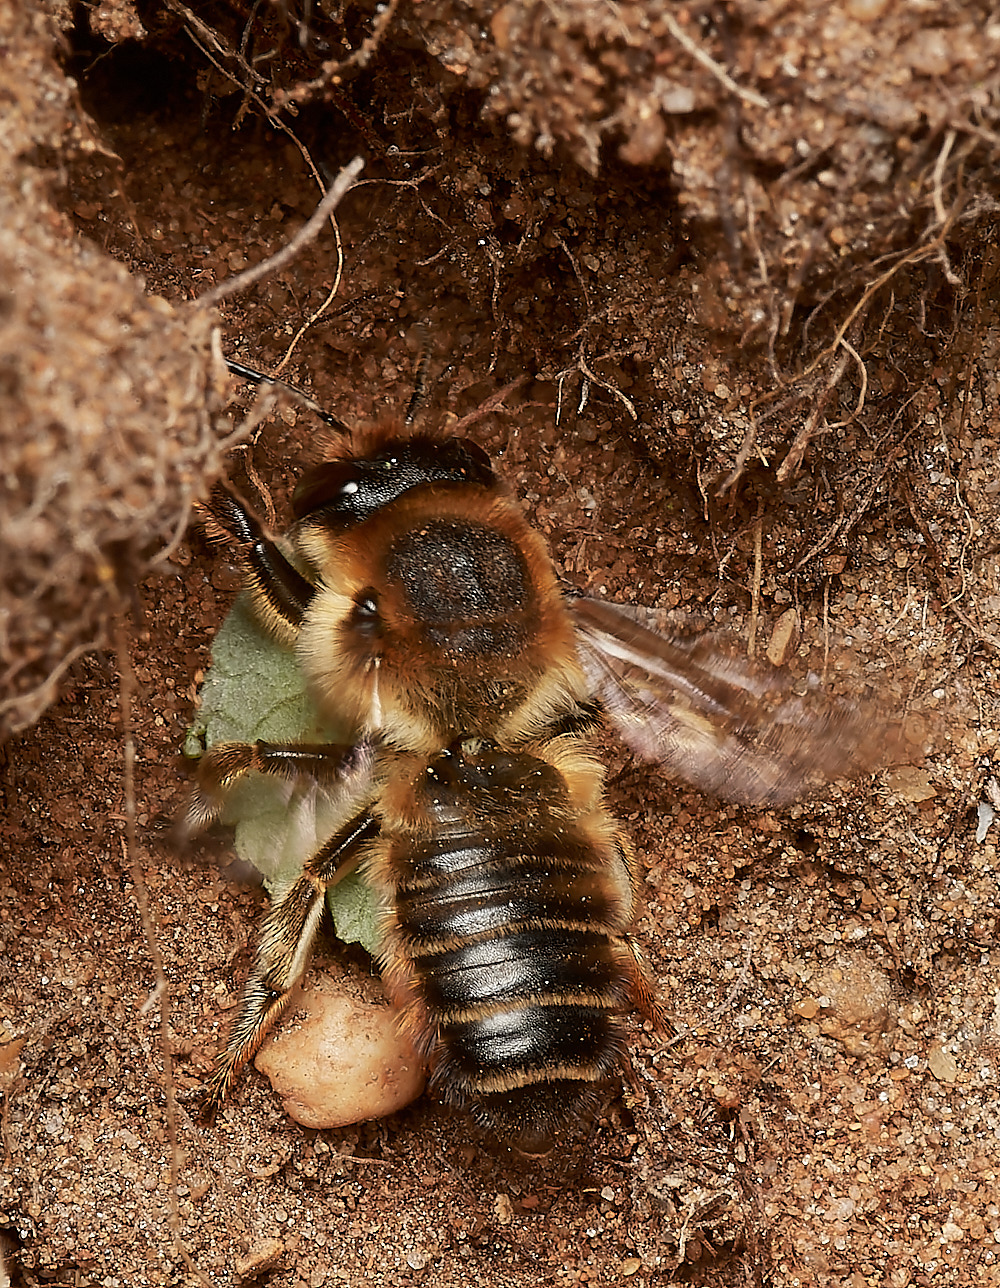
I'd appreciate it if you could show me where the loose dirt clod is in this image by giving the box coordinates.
[0,6,230,737]
[254,980,427,1130]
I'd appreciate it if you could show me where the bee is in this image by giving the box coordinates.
[185,409,887,1154]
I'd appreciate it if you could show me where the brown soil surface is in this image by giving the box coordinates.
[1,4,998,1286]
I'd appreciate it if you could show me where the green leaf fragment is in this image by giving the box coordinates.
[326,867,382,954]
[185,596,380,954]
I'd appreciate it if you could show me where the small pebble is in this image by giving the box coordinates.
[255,980,426,1128]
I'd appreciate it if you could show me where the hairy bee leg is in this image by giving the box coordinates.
[610,834,666,1027]
[180,739,360,837]
[204,485,315,643]
[202,809,381,1111]
[621,935,667,1029]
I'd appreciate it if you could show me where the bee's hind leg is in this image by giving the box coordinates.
[201,807,380,1112]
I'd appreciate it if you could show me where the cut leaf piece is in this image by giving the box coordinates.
[185,596,380,953]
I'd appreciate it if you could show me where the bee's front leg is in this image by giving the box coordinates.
[203,484,315,644]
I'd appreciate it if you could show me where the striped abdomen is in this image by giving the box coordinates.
[374,738,644,1154]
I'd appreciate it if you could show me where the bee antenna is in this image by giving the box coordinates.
[225,358,351,435]
[404,330,433,426]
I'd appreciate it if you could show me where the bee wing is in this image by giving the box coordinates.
[570,596,888,808]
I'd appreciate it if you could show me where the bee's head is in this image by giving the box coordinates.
[291,426,495,525]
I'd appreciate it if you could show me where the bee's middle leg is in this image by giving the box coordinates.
[180,739,362,838]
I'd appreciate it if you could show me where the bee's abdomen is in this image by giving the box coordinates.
[379,744,639,1153]
[417,927,625,1010]
[398,849,624,946]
